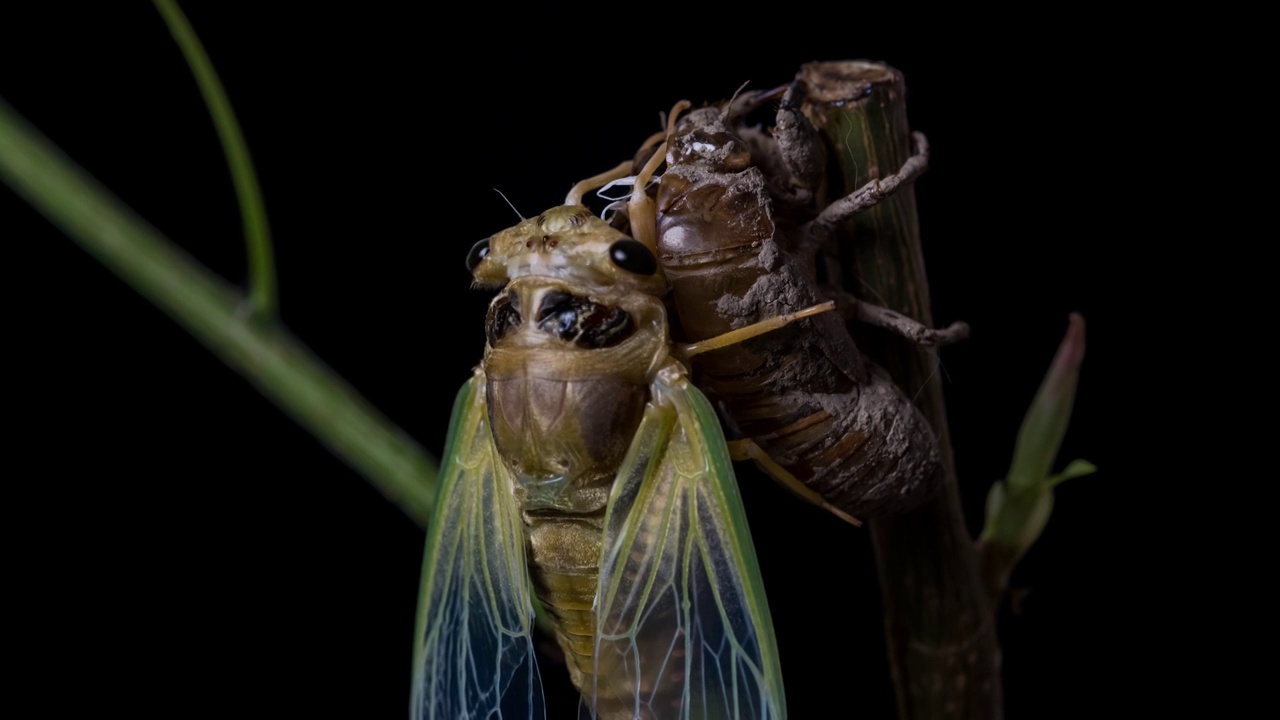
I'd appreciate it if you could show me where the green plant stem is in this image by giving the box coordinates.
[977,315,1093,600]
[151,0,277,319]
[0,98,437,526]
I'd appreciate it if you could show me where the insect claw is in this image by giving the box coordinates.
[826,504,863,528]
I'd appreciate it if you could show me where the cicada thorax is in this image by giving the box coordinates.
[654,103,943,518]
[484,283,654,489]
[474,207,682,712]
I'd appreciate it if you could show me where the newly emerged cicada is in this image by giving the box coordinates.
[411,204,824,718]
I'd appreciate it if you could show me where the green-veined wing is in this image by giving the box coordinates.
[412,371,545,719]
[587,364,786,719]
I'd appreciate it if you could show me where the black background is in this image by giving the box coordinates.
[5,4,1155,718]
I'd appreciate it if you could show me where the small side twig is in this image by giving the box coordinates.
[151,0,277,320]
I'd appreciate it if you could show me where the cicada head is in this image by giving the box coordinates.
[467,205,666,300]
[667,106,753,173]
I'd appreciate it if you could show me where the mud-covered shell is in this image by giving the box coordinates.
[652,93,943,518]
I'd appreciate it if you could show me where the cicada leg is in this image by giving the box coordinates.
[672,300,868,527]
[564,160,633,206]
[625,100,690,250]
[853,300,970,347]
[563,123,669,207]
[726,437,861,527]
[805,131,932,239]
[769,83,825,200]
[821,286,970,347]
[674,301,835,359]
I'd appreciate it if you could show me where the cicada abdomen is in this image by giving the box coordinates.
[644,85,963,520]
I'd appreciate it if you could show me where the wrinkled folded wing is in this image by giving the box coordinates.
[412,372,544,720]
[591,372,786,719]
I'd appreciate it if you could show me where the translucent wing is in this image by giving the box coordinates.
[588,367,786,719]
[412,371,544,720]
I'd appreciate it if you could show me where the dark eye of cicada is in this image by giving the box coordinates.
[485,290,521,346]
[465,238,490,273]
[536,290,634,349]
[608,239,657,276]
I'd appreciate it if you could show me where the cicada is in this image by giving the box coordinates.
[411,204,820,718]
[588,77,967,521]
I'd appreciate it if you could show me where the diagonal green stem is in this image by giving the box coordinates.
[151,0,277,319]
[0,98,437,526]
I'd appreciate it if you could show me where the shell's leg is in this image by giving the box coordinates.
[726,437,861,527]
[772,83,825,195]
[675,301,835,359]
[677,300,862,528]
[854,300,970,346]
[806,131,932,238]
[821,286,969,347]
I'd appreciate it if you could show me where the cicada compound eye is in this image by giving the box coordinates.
[608,239,657,276]
[465,238,490,273]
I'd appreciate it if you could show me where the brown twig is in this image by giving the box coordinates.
[798,60,1003,720]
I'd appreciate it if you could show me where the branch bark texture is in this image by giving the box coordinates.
[797,61,1003,720]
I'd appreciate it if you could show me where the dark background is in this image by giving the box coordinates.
[5,4,1154,718]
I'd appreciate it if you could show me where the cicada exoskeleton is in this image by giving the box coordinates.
[412,205,804,718]
[590,78,966,521]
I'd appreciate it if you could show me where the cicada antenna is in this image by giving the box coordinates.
[723,82,791,127]
[719,80,752,124]
[493,188,525,221]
